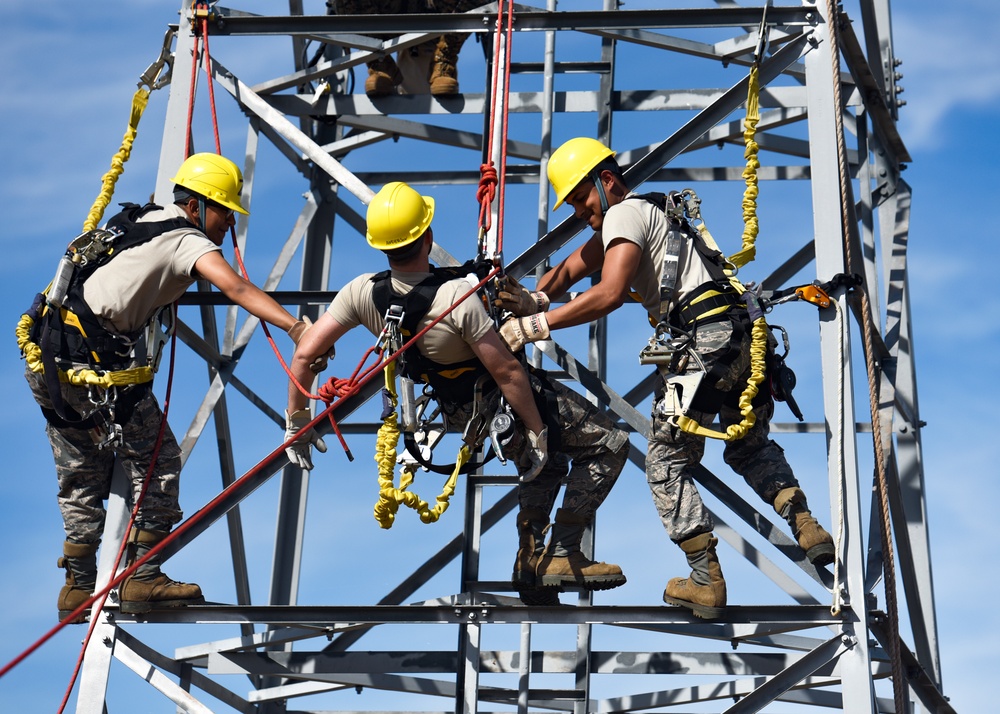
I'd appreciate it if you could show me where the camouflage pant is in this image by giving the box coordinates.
[333,0,483,59]
[25,369,183,544]
[445,373,629,523]
[646,319,799,543]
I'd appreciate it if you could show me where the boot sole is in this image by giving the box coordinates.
[662,594,724,620]
[538,573,627,591]
[120,596,206,614]
[517,589,563,606]
[806,543,836,567]
[58,610,89,624]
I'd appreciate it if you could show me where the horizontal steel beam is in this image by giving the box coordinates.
[207,7,819,37]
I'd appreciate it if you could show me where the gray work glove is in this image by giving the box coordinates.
[284,409,327,470]
[521,427,548,482]
[494,274,549,316]
[499,313,550,352]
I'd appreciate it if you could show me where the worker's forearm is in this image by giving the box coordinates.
[287,355,315,413]
[499,369,544,435]
[230,281,298,332]
[545,286,624,330]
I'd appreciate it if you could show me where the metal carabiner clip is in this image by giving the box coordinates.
[138,27,176,91]
[753,0,772,65]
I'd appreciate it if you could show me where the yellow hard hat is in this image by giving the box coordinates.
[365,182,435,251]
[547,137,616,210]
[170,153,249,215]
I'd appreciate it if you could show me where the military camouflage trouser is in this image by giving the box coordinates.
[445,372,628,522]
[645,318,799,544]
[332,0,483,59]
[25,369,184,544]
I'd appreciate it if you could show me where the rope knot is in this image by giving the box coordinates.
[477,164,498,205]
[318,376,354,403]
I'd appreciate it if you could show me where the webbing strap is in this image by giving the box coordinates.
[82,88,151,233]
[658,225,684,320]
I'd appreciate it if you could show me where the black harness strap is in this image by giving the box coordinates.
[36,202,190,426]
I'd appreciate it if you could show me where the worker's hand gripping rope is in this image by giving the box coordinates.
[499,312,550,352]
[284,409,328,470]
[493,274,549,316]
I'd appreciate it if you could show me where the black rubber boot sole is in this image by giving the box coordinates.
[806,543,836,567]
[517,588,563,606]
[537,572,627,591]
[58,609,90,624]
[662,593,724,620]
[120,595,206,614]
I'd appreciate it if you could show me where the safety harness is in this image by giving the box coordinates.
[17,202,189,432]
[635,189,773,440]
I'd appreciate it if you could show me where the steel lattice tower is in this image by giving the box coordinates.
[73,1,952,712]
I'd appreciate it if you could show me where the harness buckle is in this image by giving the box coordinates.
[379,304,406,351]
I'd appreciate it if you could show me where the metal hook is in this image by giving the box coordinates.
[753,0,772,65]
[138,26,177,91]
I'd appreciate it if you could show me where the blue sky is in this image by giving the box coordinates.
[1,1,997,711]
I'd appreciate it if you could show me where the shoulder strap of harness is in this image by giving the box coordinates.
[631,192,731,322]
[37,202,192,423]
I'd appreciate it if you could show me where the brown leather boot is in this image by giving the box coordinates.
[663,533,727,620]
[119,528,204,614]
[58,540,99,624]
[428,34,463,95]
[535,509,626,591]
[365,55,403,97]
[773,487,835,566]
[511,508,560,606]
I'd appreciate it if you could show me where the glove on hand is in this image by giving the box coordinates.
[499,313,550,352]
[287,315,313,345]
[309,345,335,374]
[521,426,549,482]
[284,409,328,470]
[740,282,765,322]
[494,275,549,316]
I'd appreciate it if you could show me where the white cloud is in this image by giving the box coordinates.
[892,2,1000,149]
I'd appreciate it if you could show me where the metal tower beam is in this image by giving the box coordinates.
[74,2,949,712]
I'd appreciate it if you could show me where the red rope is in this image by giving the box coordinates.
[477,0,516,258]
[199,6,223,154]
[0,304,182,695]
[184,31,200,158]
[494,0,516,256]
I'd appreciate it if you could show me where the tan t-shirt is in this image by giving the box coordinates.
[82,204,219,333]
[328,269,494,364]
[598,192,717,319]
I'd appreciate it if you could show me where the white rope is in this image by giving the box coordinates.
[831,298,846,616]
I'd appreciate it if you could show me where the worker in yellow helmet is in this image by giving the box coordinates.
[496,137,834,619]
[21,153,314,623]
[287,182,629,604]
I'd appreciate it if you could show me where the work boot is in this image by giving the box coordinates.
[365,55,403,97]
[535,509,626,591]
[663,532,727,620]
[428,34,463,95]
[119,528,204,614]
[773,487,836,567]
[511,508,560,606]
[57,540,99,624]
